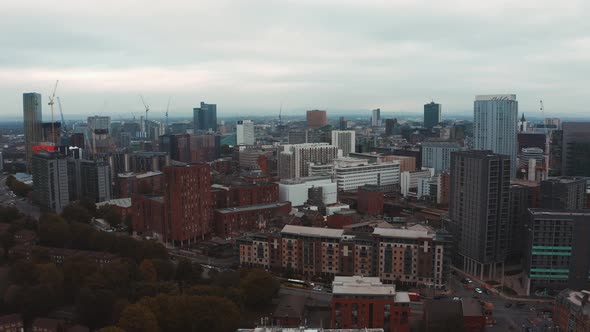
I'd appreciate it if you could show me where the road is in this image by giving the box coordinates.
[449,274,557,331]
[0,175,40,219]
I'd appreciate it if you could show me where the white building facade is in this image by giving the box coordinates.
[473,94,518,177]
[334,158,400,192]
[331,130,355,156]
[236,120,255,145]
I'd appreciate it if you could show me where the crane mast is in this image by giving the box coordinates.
[48,80,59,145]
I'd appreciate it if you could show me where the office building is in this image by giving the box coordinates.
[23,93,43,169]
[127,152,170,173]
[331,130,356,156]
[163,164,212,245]
[423,102,441,128]
[473,94,518,177]
[31,151,69,213]
[436,171,451,206]
[421,142,461,172]
[371,108,381,127]
[306,110,327,129]
[508,182,540,258]
[331,276,410,332]
[278,143,339,179]
[520,147,544,169]
[518,133,547,152]
[193,102,217,132]
[236,120,255,145]
[278,176,337,207]
[400,168,434,197]
[540,177,586,210]
[335,158,400,192]
[449,151,511,279]
[562,122,590,176]
[523,210,590,295]
[339,116,347,130]
[385,118,397,136]
[554,289,590,332]
[79,160,112,203]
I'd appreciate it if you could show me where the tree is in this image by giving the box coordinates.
[76,288,117,328]
[69,222,94,250]
[8,260,39,286]
[38,214,70,248]
[0,206,21,223]
[78,197,97,215]
[61,204,92,224]
[174,258,202,288]
[0,232,14,257]
[37,263,64,292]
[151,259,175,281]
[63,256,97,301]
[139,259,157,282]
[97,205,122,228]
[97,327,126,332]
[184,296,240,332]
[239,269,279,307]
[117,303,159,332]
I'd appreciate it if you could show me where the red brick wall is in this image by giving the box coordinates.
[164,164,212,244]
[331,297,410,332]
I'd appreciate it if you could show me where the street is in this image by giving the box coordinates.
[0,174,40,219]
[449,273,557,331]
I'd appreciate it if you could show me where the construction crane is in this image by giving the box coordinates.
[57,97,67,136]
[140,94,149,122]
[48,80,59,144]
[165,97,171,132]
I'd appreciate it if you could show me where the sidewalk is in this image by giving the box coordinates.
[452,266,553,304]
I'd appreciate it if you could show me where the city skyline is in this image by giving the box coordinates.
[2,0,589,118]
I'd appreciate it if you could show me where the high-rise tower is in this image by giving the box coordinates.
[473,94,518,177]
[23,93,43,170]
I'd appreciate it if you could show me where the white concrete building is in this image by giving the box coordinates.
[278,143,340,179]
[334,158,400,192]
[331,130,355,156]
[474,94,518,177]
[236,120,255,145]
[421,142,461,172]
[400,168,435,197]
[278,176,337,207]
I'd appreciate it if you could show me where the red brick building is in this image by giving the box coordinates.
[132,194,165,239]
[210,183,279,209]
[190,134,218,163]
[357,185,384,215]
[163,164,212,245]
[116,171,163,198]
[214,201,291,238]
[327,209,360,229]
[0,314,23,332]
[306,110,327,129]
[554,289,590,332]
[331,276,410,332]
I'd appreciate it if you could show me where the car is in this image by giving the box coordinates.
[452,297,461,301]
[505,303,512,308]
[516,302,526,307]
[474,287,483,294]
[312,286,323,292]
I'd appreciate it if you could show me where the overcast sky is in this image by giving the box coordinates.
[2,0,589,120]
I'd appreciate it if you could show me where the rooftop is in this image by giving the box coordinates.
[136,171,163,179]
[281,225,344,239]
[372,227,433,239]
[216,201,290,214]
[528,209,590,217]
[96,198,132,209]
[332,276,397,297]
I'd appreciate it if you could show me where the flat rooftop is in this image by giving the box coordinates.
[281,225,344,239]
[332,276,396,297]
[373,227,433,239]
[216,201,290,214]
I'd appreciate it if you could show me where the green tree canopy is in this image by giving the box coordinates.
[117,303,159,332]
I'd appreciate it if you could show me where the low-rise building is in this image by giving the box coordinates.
[554,289,590,332]
[335,158,400,192]
[331,276,410,332]
[214,201,291,238]
[238,224,451,289]
[0,313,23,332]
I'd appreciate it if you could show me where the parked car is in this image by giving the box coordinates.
[474,287,484,294]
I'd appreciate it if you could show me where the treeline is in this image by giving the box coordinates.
[5,175,32,198]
